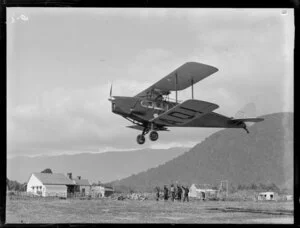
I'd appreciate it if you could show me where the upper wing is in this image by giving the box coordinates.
[150,99,219,126]
[135,62,218,99]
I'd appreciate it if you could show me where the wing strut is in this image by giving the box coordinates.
[175,72,178,103]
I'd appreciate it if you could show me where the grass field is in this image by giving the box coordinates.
[6,197,294,224]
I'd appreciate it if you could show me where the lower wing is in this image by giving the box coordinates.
[150,99,219,126]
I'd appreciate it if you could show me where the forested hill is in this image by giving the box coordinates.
[110,112,293,192]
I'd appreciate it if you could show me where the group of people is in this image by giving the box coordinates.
[155,184,189,202]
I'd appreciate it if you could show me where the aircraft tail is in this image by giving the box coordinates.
[234,103,263,127]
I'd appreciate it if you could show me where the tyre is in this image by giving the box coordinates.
[137,134,145,144]
[149,131,159,141]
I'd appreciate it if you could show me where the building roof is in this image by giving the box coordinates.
[259,192,275,195]
[32,173,75,185]
[73,178,90,186]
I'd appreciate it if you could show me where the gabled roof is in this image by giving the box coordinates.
[73,178,90,186]
[32,173,74,185]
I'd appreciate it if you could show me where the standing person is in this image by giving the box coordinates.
[182,185,189,202]
[170,184,175,202]
[177,185,182,201]
[163,185,169,201]
[201,191,205,201]
[155,186,160,201]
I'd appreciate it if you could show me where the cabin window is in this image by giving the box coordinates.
[141,100,153,108]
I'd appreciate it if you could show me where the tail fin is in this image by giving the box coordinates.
[235,102,256,119]
[234,103,263,127]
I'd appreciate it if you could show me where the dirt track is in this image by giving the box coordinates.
[6,198,294,224]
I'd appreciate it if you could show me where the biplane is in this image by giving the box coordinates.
[108,62,264,144]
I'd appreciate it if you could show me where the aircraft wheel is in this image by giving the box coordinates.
[137,134,146,144]
[149,131,159,141]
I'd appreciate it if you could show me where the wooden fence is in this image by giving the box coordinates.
[7,191,106,200]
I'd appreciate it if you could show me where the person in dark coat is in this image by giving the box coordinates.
[177,185,182,201]
[182,185,189,202]
[201,191,206,201]
[155,186,160,201]
[170,184,175,202]
[163,185,169,201]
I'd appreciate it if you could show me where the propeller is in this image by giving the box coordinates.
[108,83,115,101]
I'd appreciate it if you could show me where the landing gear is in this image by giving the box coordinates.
[137,134,146,144]
[149,131,159,141]
[136,126,160,144]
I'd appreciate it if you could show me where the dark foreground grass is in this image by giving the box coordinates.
[5,197,294,224]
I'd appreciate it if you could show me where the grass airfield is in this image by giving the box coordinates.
[6,197,293,224]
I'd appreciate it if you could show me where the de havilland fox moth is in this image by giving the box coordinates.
[108,62,264,144]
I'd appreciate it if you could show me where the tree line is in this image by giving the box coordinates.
[6,178,27,192]
[7,168,53,192]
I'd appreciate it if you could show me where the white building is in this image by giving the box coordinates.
[91,185,114,197]
[258,192,277,201]
[189,184,218,199]
[27,172,75,197]
[285,195,293,201]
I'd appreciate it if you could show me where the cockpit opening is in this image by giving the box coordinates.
[141,100,169,111]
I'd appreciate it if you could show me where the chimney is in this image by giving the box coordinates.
[67,172,72,180]
[77,176,81,180]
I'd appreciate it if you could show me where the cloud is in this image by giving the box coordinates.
[7,8,293,157]
[7,80,153,155]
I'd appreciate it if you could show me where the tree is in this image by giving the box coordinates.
[250,183,257,190]
[7,179,26,191]
[41,168,53,173]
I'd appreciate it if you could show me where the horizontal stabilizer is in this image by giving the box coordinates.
[233,118,264,123]
[229,117,264,127]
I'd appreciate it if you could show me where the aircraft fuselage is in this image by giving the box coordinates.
[110,96,177,126]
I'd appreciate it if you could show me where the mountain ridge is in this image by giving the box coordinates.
[7,147,189,183]
[110,112,293,192]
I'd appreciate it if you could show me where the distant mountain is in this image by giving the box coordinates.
[110,112,293,192]
[7,148,188,183]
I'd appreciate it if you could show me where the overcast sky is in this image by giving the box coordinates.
[7,8,294,158]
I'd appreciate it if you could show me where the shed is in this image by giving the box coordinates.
[27,172,75,198]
